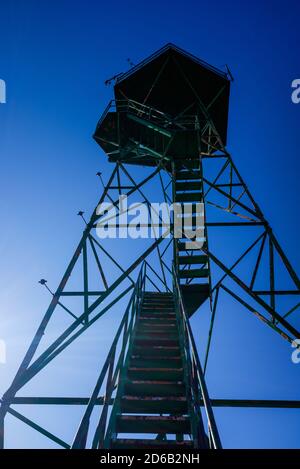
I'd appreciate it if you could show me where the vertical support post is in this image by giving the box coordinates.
[204,287,219,374]
[228,163,233,210]
[94,349,116,448]
[0,415,4,449]
[269,232,275,317]
[171,160,178,277]
[83,238,89,324]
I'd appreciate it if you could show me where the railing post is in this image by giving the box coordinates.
[95,263,146,447]
[172,265,222,449]
[93,348,116,448]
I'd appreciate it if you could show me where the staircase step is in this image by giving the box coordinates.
[142,312,175,317]
[142,301,174,308]
[135,337,179,347]
[136,323,178,332]
[104,291,200,449]
[175,181,201,191]
[137,323,176,331]
[141,310,175,315]
[136,329,177,337]
[128,367,183,381]
[175,192,202,203]
[177,241,201,251]
[124,380,185,397]
[141,312,175,316]
[130,356,182,368]
[179,268,209,279]
[142,305,174,311]
[175,159,199,169]
[144,293,173,298]
[120,396,188,414]
[143,294,174,300]
[142,305,174,310]
[141,307,175,313]
[139,314,176,320]
[178,255,207,265]
[116,415,190,434]
[175,215,203,229]
[135,334,179,342]
[139,316,176,323]
[143,296,174,301]
[176,170,201,180]
[138,319,176,326]
[132,346,180,358]
[111,438,193,449]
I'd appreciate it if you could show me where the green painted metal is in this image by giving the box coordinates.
[175,192,202,202]
[175,181,201,191]
[179,268,209,279]
[1,43,299,450]
[102,286,210,449]
[178,255,207,264]
[176,170,201,180]
[126,113,173,138]
[10,397,300,409]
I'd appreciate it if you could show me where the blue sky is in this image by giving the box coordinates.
[0,0,300,448]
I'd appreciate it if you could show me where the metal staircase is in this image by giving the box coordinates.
[82,263,222,450]
[95,100,211,317]
[173,159,210,316]
[107,291,192,449]
[2,43,299,451]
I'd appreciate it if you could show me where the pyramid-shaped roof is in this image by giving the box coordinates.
[114,43,230,145]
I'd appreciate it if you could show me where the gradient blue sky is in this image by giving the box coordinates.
[1,0,300,448]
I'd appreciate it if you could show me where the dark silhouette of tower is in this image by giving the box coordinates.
[1,44,299,449]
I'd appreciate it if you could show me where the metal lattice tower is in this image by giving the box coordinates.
[1,43,299,449]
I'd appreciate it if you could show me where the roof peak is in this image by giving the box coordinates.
[116,43,229,85]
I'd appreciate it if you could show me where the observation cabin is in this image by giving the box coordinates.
[94,43,231,316]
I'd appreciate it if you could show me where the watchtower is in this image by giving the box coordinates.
[1,44,299,450]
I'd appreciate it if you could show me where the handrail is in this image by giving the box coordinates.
[94,98,205,133]
[71,262,146,448]
[172,265,222,449]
